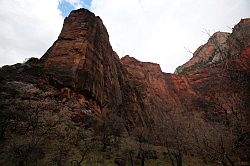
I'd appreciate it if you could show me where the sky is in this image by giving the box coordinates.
[0,0,249,73]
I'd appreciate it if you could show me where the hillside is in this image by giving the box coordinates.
[0,8,249,166]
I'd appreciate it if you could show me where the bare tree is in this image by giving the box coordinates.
[95,111,124,151]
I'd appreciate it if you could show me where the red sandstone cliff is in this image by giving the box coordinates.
[41,9,123,115]
[1,9,249,129]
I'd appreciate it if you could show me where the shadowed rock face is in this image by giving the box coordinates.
[1,8,249,128]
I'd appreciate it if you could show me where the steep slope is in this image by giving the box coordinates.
[173,18,250,116]
[1,9,249,129]
[41,9,123,115]
[38,9,185,128]
[175,19,250,74]
[175,32,230,74]
[120,56,182,127]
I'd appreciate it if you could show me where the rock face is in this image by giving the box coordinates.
[41,9,123,115]
[32,9,250,127]
[120,56,181,127]
[1,9,249,129]
[175,32,230,74]
[39,9,188,127]
[175,19,250,74]
[173,18,250,118]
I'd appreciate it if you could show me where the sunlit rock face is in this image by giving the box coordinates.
[175,32,230,74]
[175,19,250,75]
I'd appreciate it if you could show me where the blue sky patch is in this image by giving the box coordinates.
[58,0,92,17]
[58,1,75,17]
[84,0,92,7]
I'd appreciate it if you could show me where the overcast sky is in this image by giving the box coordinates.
[0,0,249,72]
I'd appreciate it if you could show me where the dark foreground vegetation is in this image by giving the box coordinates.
[0,80,248,166]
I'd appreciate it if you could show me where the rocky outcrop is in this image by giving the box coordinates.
[121,18,250,127]
[175,19,250,74]
[1,9,249,129]
[120,55,180,127]
[175,32,230,74]
[38,9,188,127]
[41,9,123,115]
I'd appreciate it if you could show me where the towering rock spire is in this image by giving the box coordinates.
[41,9,123,112]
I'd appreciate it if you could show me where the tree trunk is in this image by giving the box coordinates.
[129,152,134,166]
[174,153,182,166]
[141,157,145,166]
[0,129,5,141]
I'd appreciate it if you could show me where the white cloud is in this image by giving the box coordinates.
[91,0,250,72]
[0,0,249,73]
[0,0,63,66]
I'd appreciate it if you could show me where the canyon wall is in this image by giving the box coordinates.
[1,9,249,128]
